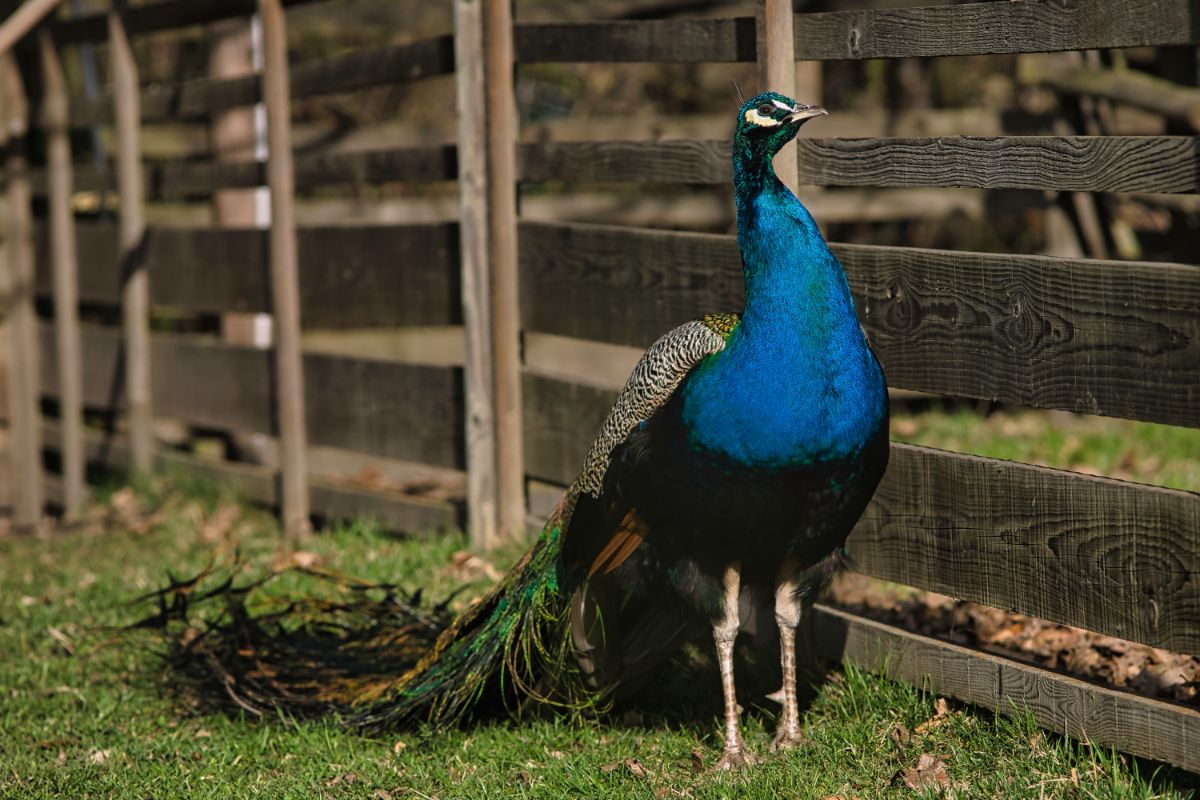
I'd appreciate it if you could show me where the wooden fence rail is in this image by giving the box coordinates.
[1,0,1198,775]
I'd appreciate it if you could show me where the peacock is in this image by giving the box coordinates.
[147,92,889,770]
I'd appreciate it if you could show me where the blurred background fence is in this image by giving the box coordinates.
[0,0,1197,773]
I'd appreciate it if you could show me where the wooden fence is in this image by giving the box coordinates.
[0,0,1197,773]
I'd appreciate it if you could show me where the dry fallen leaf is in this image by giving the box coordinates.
[690,748,705,772]
[87,749,111,766]
[900,753,950,790]
[46,626,75,657]
[446,550,501,582]
[374,791,393,800]
[392,740,407,754]
[324,772,357,787]
[199,504,239,543]
[515,770,533,786]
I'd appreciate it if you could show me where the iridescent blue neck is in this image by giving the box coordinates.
[678,140,886,465]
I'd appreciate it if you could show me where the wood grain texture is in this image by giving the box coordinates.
[49,135,1195,197]
[37,324,466,471]
[812,605,1200,774]
[519,137,1200,193]
[511,1,1199,64]
[41,421,458,533]
[849,443,1200,656]
[522,377,1200,655]
[33,223,460,328]
[455,0,499,549]
[794,0,1200,61]
[519,221,1200,428]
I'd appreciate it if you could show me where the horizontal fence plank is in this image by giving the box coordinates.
[851,444,1200,657]
[46,136,1196,196]
[41,421,459,532]
[48,146,457,199]
[69,36,455,126]
[812,605,1200,774]
[514,18,756,63]
[38,324,466,470]
[523,376,1200,656]
[519,137,1200,193]
[519,221,1200,429]
[794,0,1200,60]
[513,0,1199,64]
[51,0,324,44]
[34,222,460,327]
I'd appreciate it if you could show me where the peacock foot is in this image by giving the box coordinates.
[712,747,762,771]
[769,728,812,753]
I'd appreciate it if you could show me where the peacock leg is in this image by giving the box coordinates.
[712,562,760,770]
[770,561,810,752]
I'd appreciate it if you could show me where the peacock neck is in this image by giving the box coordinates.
[677,145,885,466]
[733,164,853,341]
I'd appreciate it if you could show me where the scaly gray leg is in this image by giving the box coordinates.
[770,560,810,752]
[712,562,760,770]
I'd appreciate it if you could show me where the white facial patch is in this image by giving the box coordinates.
[743,108,782,127]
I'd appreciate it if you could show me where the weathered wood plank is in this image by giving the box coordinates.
[519,137,1200,193]
[796,136,1200,193]
[37,324,466,470]
[513,18,756,63]
[32,222,461,328]
[512,0,1199,64]
[51,135,1195,197]
[794,0,1200,61]
[811,605,1200,774]
[1,55,42,527]
[518,221,1200,429]
[111,1,154,473]
[52,0,323,45]
[41,421,458,533]
[848,443,1200,656]
[69,36,455,126]
[39,27,86,519]
[484,0,527,544]
[260,0,311,539]
[522,377,1200,655]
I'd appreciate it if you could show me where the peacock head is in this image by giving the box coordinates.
[734,92,827,158]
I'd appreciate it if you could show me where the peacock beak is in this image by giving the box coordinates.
[785,104,828,124]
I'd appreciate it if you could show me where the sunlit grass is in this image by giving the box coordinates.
[1,473,1195,798]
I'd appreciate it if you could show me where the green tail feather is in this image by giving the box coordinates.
[137,501,605,728]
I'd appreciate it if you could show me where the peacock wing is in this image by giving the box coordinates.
[559,314,738,695]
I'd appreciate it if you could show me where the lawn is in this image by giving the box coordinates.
[2,406,1198,799]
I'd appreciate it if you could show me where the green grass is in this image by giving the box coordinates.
[2,474,1196,799]
[891,404,1200,492]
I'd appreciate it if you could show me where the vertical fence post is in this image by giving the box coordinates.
[39,27,86,519]
[485,0,525,543]
[1,55,41,529]
[455,0,497,549]
[258,0,310,541]
[757,0,798,194]
[456,0,525,550]
[108,0,152,474]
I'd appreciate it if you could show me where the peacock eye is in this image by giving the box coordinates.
[757,104,774,116]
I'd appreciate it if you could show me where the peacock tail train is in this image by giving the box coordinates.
[139,499,604,730]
